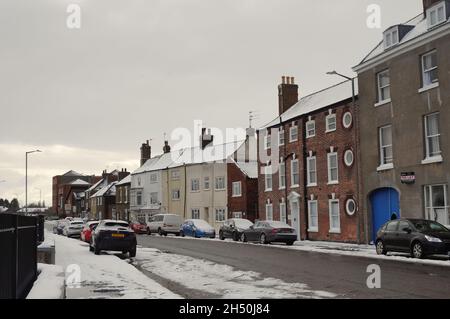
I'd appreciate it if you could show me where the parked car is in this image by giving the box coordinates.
[90,220,137,257]
[146,214,183,236]
[130,221,147,234]
[241,221,297,246]
[53,220,66,235]
[63,219,84,238]
[375,219,450,259]
[219,218,254,241]
[180,219,216,238]
[81,221,99,243]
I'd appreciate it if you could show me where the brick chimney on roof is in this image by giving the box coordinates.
[140,140,151,167]
[163,141,171,154]
[278,76,299,115]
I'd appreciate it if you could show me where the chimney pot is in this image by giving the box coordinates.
[282,76,286,84]
[291,77,295,84]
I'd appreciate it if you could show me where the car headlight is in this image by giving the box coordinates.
[425,235,442,243]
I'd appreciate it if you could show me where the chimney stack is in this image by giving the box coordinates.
[163,141,171,154]
[278,75,299,116]
[200,128,214,149]
[140,140,151,167]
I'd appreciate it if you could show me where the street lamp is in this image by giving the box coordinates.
[326,71,360,243]
[26,150,42,214]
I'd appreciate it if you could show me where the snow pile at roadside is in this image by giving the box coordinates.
[27,264,65,299]
[47,231,181,299]
[135,247,338,299]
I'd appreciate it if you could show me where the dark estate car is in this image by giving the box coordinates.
[376,219,450,259]
[241,221,297,246]
[90,220,137,257]
[219,218,254,241]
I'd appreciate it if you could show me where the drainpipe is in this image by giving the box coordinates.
[183,164,187,220]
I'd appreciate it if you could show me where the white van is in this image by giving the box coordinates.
[146,214,184,236]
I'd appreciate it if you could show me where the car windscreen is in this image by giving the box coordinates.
[411,220,449,232]
[234,219,253,228]
[104,222,129,228]
[267,221,291,229]
[192,220,211,229]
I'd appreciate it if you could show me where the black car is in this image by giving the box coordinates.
[375,219,450,259]
[241,220,297,246]
[90,220,137,257]
[219,218,254,241]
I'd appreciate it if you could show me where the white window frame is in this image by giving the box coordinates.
[344,149,354,167]
[329,199,341,233]
[264,134,271,150]
[150,173,158,183]
[264,166,273,191]
[376,70,391,104]
[291,159,299,188]
[325,113,337,133]
[421,50,439,89]
[280,202,287,223]
[233,212,243,219]
[215,177,226,191]
[278,129,285,146]
[424,184,449,226]
[378,125,394,170]
[327,152,339,184]
[307,155,317,187]
[427,2,447,29]
[150,192,159,205]
[136,191,142,206]
[171,170,180,181]
[306,119,316,138]
[204,177,210,190]
[172,189,180,201]
[232,181,242,197]
[279,161,286,190]
[345,198,356,216]
[289,125,298,143]
[191,178,200,192]
[308,200,318,232]
[191,208,200,219]
[266,202,273,221]
[383,27,399,49]
[423,112,442,163]
[342,112,353,128]
[215,208,226,222]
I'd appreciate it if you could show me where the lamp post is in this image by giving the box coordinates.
[326,71,361,243]
[26,150,42,214]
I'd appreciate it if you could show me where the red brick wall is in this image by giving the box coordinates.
[258,100,362,243]
[227,162,258,222]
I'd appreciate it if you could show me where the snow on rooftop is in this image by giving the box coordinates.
[69,179,91,186]
[261,79,357,129]
[91,182,117,198]
[86,178,105,193]
[232,159,258,179]
[62,170,84,177]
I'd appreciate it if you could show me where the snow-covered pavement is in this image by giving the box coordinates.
[46,231,180,299]
[133,247,338,299]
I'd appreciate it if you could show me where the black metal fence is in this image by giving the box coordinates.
[0,213,39,299]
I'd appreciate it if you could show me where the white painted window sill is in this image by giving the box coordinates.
[421,155,443,165]
[308,228,318,233]
[279,187,286,191]
[232,195,242,198]
[374,99,392,107]
[377,163,394,171]
[329,229,341,234]
[327,181,339,185]
[289,139,298,143]
[291,184,300,189]
[418,82,439,93]
[325,129,337,134]
[307,183,318,188]
[306,135,315,139]
[265,189,273,192]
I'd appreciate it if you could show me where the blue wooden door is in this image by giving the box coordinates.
[370,188,400,242]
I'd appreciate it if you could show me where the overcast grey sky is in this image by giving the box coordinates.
[0,0,422,205]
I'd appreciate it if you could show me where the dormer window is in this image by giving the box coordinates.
[383,27,399,49]
[427,1,447,29]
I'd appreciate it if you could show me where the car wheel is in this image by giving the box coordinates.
[412,241,425,259]
[219,231,225,240]
[158,228,163,236]
[286,241,294,246]
[233,232,239,242]
[241,233,247,242]
[180,230,185,237]
[94,242,101,255]
[376,240,387,255]
[129,247,137,258]
[147,228,151,235]
[89,242,94,252]
[260,233,268,245]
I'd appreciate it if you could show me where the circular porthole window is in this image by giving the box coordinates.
[346,199,357,216]
[343,112,353,129]
[344,149,354,167]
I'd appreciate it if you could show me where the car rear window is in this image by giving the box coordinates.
[104,222,129,228]
[234,219,253,228]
